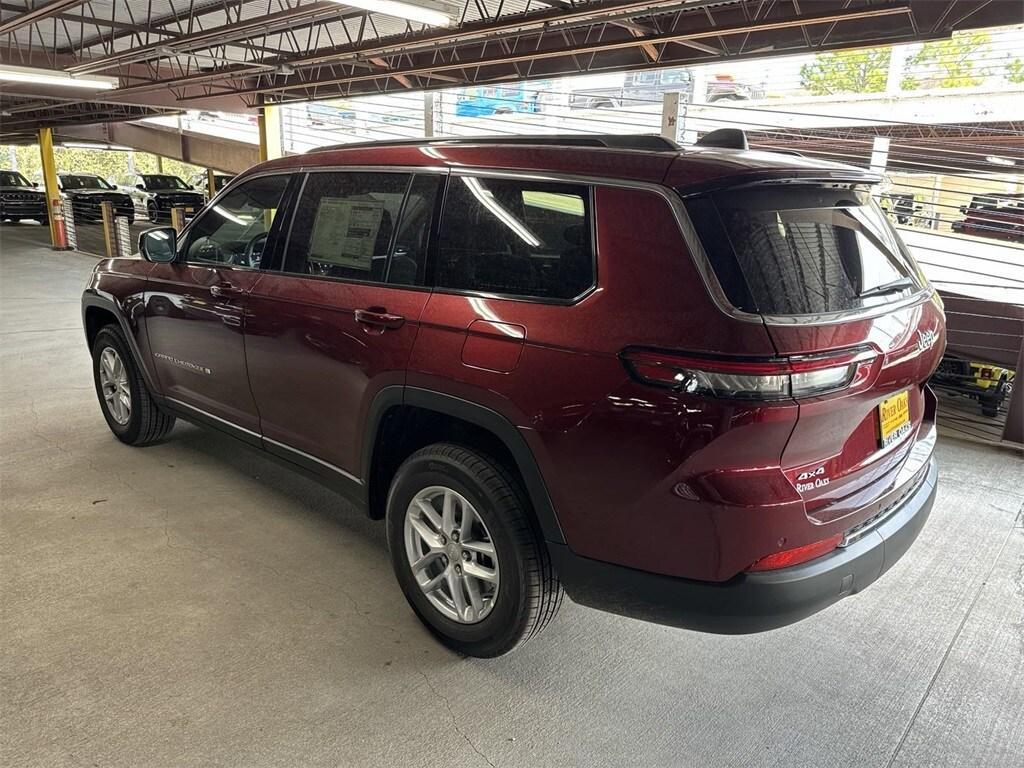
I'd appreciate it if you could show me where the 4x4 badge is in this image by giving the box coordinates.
[916,328,937,352]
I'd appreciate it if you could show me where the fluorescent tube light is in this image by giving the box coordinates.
[62,142,133,151]
[330,0,451,26]
[0,65,117,90]
[985,155,1016,167]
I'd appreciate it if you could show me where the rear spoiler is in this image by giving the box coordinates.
[674,169,884,199]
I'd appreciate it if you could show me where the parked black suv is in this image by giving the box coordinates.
[60,173,135,224]
[0,169,47,225]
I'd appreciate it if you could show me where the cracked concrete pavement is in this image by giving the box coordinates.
[2,224,1023,767]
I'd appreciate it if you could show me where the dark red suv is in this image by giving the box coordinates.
[82,133,943,657]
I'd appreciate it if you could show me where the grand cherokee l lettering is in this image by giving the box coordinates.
[82,133,944,657]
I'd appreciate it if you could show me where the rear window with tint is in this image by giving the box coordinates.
[686,185,924,316]
[435,176,594,301]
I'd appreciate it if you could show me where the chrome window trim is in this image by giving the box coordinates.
[674,180,933,326]
[176,169,297,270]
[221,164,933,327]
[275,167,439,288]
[436,169,599,306]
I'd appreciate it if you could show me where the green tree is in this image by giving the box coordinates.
[901,31,991,90]
[1007,58,1024,84]
[800,47,892,95]
[0,144,202,185]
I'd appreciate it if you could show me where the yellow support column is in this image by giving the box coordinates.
[206,168,217,199]
[155,155,164,173]
[257,104,282,162]
[37,127,64,249]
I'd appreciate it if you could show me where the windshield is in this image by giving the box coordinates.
[142,175,190,190]
[61,175,114,190]
[0,171,32,187]
[686,184,925,316]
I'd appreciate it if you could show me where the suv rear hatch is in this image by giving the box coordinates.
[683,179,944,532]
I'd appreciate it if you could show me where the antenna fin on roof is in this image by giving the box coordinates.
[695,128,748,150]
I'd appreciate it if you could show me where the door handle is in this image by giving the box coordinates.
[354,308,405,330]
[210,282,243,298]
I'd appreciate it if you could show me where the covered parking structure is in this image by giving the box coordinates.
[2,2,1023,766]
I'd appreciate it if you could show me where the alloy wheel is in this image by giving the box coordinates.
[98,346,131,425]
[404,486,499,624]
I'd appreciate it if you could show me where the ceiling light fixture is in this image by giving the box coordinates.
[0,65,117,89]
[330,0,451,27]
[62,142,133,151]
[985,155,1016,167]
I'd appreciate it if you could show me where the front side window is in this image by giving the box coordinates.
[142,174,189,190]
[687,184,925,316]
[180,174,290,268]
[435,176,594,301]
[0,171,32,187]
[284,172,412,283]
[60,175,113,190]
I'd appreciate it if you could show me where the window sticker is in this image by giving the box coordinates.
[308,197,384,271]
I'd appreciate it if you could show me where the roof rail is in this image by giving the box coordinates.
[308,134,681,154]
[695,128,748,150]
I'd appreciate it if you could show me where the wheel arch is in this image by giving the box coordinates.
[363,386,565,545]
[82,293,161,396]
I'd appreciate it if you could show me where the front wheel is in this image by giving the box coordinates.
[147,201,160,224]
[91,325,176,445]
[386,444,562,657]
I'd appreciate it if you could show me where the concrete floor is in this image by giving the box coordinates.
[2,223,1023,768]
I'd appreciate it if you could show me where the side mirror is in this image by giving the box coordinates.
[139,227,178,263]
[31,181,39,187]
[187,184,195,190]
[135,184,145,190]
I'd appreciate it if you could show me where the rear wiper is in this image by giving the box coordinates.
[858,277,916,299]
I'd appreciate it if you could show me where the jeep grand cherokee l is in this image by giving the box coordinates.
[122,173,205,224]
[0,169,47,224]
[81,133,943,657]
[59,173,135,224]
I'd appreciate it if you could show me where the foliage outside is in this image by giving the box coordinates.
[800,32,997,95]
[1007,59,1024,84]
[1,145,202,185]
[800,47,892,95]
[900,32,992,90]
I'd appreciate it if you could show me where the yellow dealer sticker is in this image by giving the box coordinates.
[878,390,911,447]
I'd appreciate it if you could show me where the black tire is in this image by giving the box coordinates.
[34,217,47,226]
[147,201,160,224]
[386,443,562,657]
[91,324,175,446]
[980,376,1008,418]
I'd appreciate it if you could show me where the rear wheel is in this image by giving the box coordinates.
[91,325,175,445]
[386,444,562,657]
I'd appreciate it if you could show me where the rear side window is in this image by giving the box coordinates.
[687,185,923,316]
[435,176,594,301]
[284,171,411,283]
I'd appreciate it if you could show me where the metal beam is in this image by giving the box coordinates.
[0,0,84,36]
[246,5,913,98]
[65,1,343,75]
[0,2,180,37]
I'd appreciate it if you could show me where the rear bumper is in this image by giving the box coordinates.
[551,455,937,634]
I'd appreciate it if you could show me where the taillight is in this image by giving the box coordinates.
[746,534,843,572]
[621,347,876,400]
